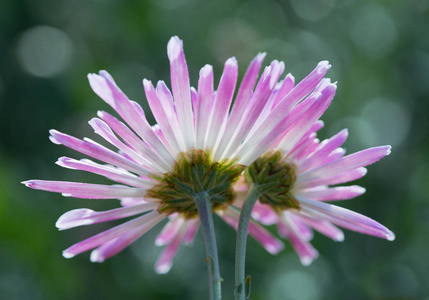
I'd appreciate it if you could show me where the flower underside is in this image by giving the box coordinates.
[245,151,299,212]
[147,150,245,218]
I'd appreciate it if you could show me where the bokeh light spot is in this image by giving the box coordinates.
[368,263,419,299]
[269,270,320,300]
[359,98,410,148]
[208,19,258,63]
[16,26,73,77]
[350,5,397,58]
[152,0,192,9]
[290,0,335,21]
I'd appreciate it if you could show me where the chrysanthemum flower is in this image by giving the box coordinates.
[240,108,395,265]
[23,36,334,273]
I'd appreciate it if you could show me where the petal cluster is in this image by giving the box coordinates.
[247,119,394,265]
[23,36,335,272]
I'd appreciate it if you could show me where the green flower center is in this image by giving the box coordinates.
[147,150,245,218]
[245,151,299,212]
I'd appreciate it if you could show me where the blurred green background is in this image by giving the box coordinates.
[0,0,428,299]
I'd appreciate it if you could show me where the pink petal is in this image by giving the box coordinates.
[90,212,165,262]
[261,61,331,128]
[155,221,187,274]
[89,118,167,172]
[276,82,337,154]
[182,218,199,245]
[278,212,313,241]
[219,207,284,255]
[272,73,295,108]
[298,147,346,172]
[298,197,395,241]
[277,61,331,112]
[56,157,152,188]
[239,83,336,165]
[56,202,159,230]
[120,197,147,207]
[155,216,185,246]
[143,79,181,155]
[88,72,174,166]
[300,146,391,181]
[296,212,344,241]
[296,185,366,201]
[206,57,238,152]
[287,232,319,266]
[195,65,214,149]
[215,53,266,156]
[156,81,187,151]
[97,111,171,171]
[63,211,165,258]
[272,119,323,151]
[167,36,195,149]
[23,180,146,199]
[296,167,368,189]
[279,213,319,265]
[299,129,348,171]
[287,133,319,162]
[49,130,150,176]
[251,201,279,225]
[239,61,286,143]
[248,220,285,254]
[219,65,275,160]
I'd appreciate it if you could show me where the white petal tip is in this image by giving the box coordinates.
[266,243,285,255]
[386,231,395,241]
[98,70,111,80]
[48,130,62,144]
[255,52,267,61]
[155,263,172,274]
[335,233,345,242]
[357,186,366,194]
[225,57,238,66]
[154,239,166,247]
[200,64,213,77]
[62,251,75,259]
[21,180,32,187]
[317,60,331,72]
[142,78,152,89]
[90,250,105,263]
[300,256,315,266]
[167,36,183,60]
[385,145,392,155]
[56,218,93,230]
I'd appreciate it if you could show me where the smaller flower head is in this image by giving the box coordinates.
[242,116,394,265]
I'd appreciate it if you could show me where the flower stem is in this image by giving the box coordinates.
[235,184,261,300]
[194,192,222,300]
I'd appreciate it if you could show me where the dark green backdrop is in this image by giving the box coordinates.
[1,0,428,299]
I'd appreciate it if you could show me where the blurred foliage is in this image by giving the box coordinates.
[1,0,429,299]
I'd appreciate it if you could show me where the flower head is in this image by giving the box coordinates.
[242,114,394,265]
[23,36,334,272]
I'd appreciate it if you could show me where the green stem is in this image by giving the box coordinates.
[194,192,222,300]
[235,184,261,300]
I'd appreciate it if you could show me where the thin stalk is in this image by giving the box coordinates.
[234,184,261,300]
[194,192,222,300]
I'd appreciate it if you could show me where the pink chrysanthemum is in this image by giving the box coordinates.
[238,112,394,265]
[23,36,335,273]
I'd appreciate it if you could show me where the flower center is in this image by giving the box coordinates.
[245,151,299,212]
[147,150,245,218]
